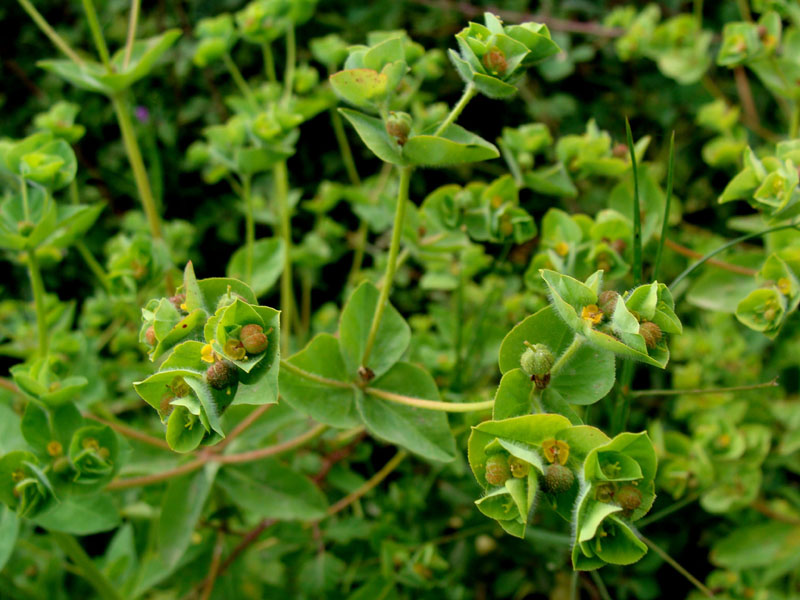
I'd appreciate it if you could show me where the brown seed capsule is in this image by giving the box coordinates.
[616,484,642,513]
[542,463,574,494]
[639,321,662,349]
[169,293,187,312]
[240,324,268,354]
[485,454,511,486]
[206,359,238,389]
[482,47,507,76]
[598,290,620,318]
[385,112,412,146]
[145,325,157,346]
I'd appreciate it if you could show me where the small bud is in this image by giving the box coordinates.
[485,454,511,486]
[482,47,507,76]
[542,463,574,494]
[520,343,554,377]
[169,293,187,312]
[145,325,157,347]
[206,359,238,389]
[240,324,269,354]
[385,112,412,146]
[508,456,530,478]
[639,321,662,349]
[616,484,642,514]
[598,290,620,318]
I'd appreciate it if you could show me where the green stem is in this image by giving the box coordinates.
[27,251,48,357]
[452,260,466,390]
[693,0,704,26]
[51,532,123,600]
[625,118,643,286]
[632,377,778,397]
[637,493,698,527]
[68,181,111,293]
[612,360,635,435]
[262,42,277,82]
[274,161,292,355]
[111,93,163,241]
[348,162,392,284]
[791,102,800,139]
[17,0,85,66]
[330,108,361,186]
[365,386,494,413]
[498,138,523,187]
[222,53,258,108]
[589,571,612,600]
[550,336,583,377]
[361,165,413,369]
[570,571,579,600]
[652,131,675,282]
[530,387,543,413]
[434,83,476,136]
[737,0,752,21]
[76,243,112,294]
[122,0,141,70]
[81,0,112,71]
[670,221,800,290]
[282,24,296,107]
[21,178,30,221]
[242,175,254,286]
[639,534,714,598]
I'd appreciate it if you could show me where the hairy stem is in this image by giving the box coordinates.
[434,83,476,136]
[365,386,494,413]
[639,534,714,597]
[550,335,583,376]
[262,42,276,82]
[282,24,296,107]
[325,449,407,516]
[51,532,123,600]
[330,108,361,186]
[222,52,258,108]
[361,166,413,368]
[632,377,778,397]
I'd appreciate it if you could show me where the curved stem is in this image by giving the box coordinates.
[349,162,392,284]
[83,413,170,450]
[631,377,778,397]
[262,42,276,82]
[364,386,494,413]
[81,0,112,71]
[75,242,111,294]
[625,118,643,286]
[652,131,675,281]
[122,0,141,70]
[222,53,258,108]
[361,165,412,368]
[281,24,296,107]
[27,251,48,357]
[274,161,292,355]
[242,174,254,286]
[434,83,476,136]
[330,108,361,186]
[17,0,85,66]
[51,532,123,600]
[550,335,583,377]
[639,534,714,598]
[325,449,407,517]
[670,221,800,290]
[791,102,800,139]
[111,94,163,241]
[279,360,352,389]
[20,178,30,221]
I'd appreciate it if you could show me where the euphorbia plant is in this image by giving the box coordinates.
[2,2,800,599]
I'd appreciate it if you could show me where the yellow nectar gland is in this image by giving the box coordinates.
[581,304,603,325]
[777,277,791,295]
[47,441,63,457]
[542,439,570,465]
[82,437,100,451]
[555,241,569,257]
[201,342,218,363]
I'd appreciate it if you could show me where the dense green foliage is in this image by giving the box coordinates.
[1,0,800,598]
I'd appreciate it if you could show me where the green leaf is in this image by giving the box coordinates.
[339,108,406,165]
[330,69,388,110]
[158,466,216,570]
[279,333,360,428]
[226,238,285,297]
[0,507,18,570]
[339,281,410,379]
[403,123,500,167]
[493,369,534,420]
[360,362,456,462]
[33,494,120,535]
[217,459,328,520]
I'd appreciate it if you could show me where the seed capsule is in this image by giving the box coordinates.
[485,454,511,486]
[240,324,268,354]
[542,464,574,494]
[206,359,238,389]
[639,321,662,349]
